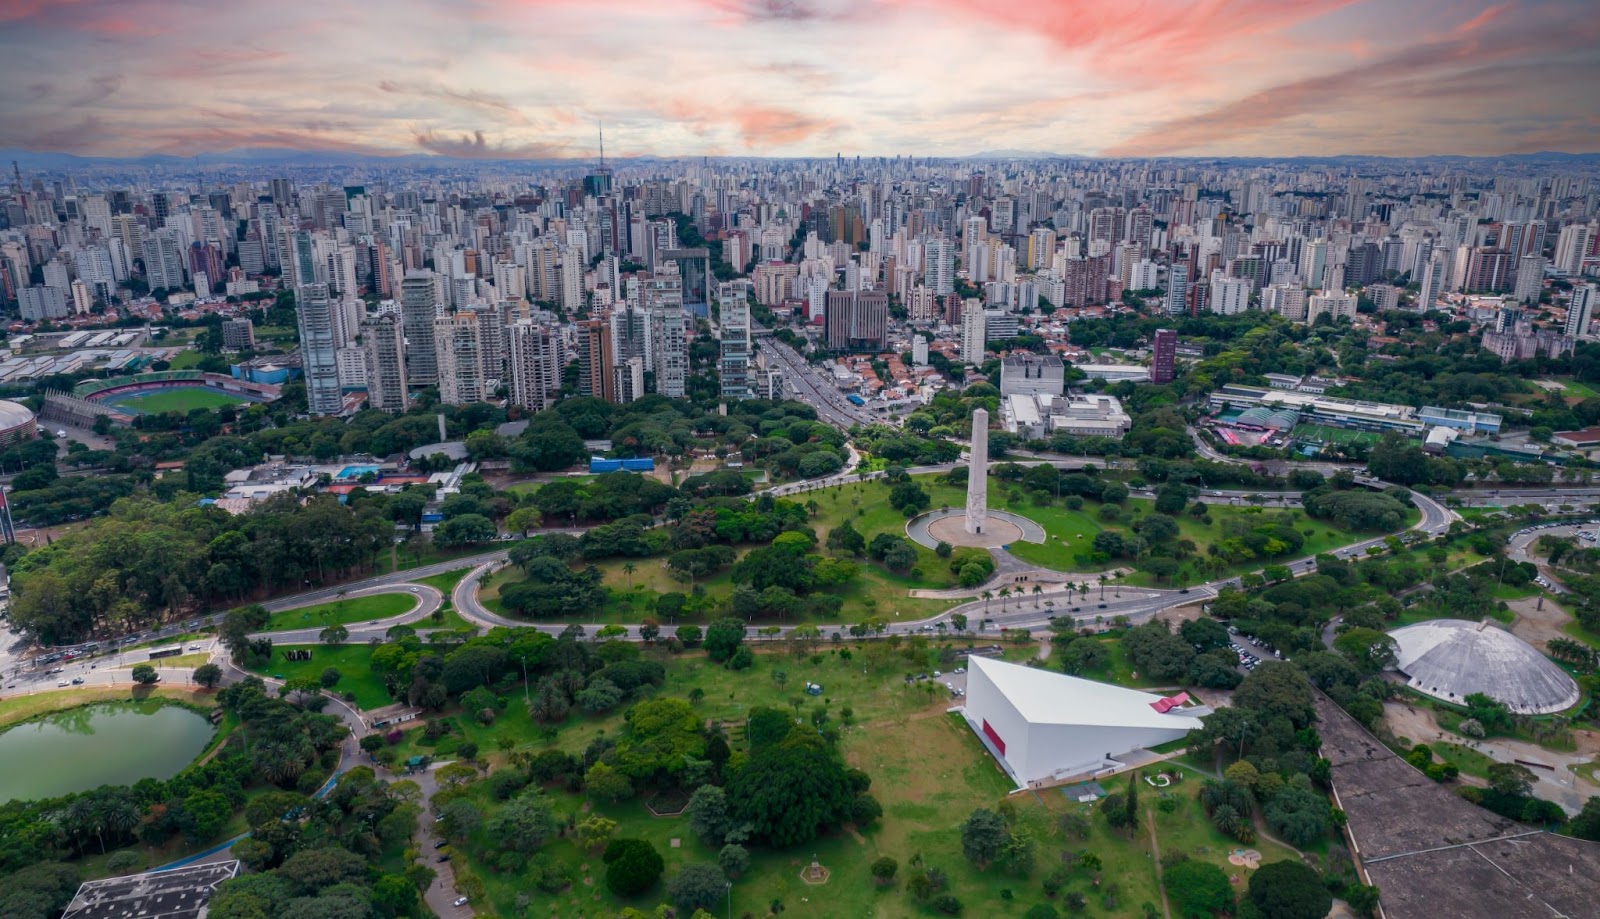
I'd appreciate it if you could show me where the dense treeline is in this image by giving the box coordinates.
[11,493,392,644]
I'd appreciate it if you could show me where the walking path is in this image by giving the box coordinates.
[1147,810,1172,919]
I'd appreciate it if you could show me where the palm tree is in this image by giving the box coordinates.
[1032,584,1044,608]
[998,587,1011,611]
[1098,575,1107,601]
[982,590,993,614]
[622,562,636,589]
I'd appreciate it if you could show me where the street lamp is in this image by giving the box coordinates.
[725,881,733,919]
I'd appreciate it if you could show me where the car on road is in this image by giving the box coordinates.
[47,667,65,674]
[953,667,966,674]
[187,644,203,651]
[71,677,84,684]
[57,679,69,686]
[434,840,449,849]
[436,854,451,862]
[453,896,469,907]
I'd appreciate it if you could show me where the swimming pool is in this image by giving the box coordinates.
[335,464,381,480]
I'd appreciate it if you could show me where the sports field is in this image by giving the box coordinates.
[1293,423,1384,445]
[104,386,251,414]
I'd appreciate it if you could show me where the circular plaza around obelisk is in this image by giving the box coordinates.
[919,510,1029,548]
[905,406,1047,549]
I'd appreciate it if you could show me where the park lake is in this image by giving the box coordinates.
[0,699,215,803]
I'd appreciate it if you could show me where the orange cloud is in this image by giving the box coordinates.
[732,105,836,147]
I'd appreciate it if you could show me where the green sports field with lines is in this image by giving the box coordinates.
[104,386,253,414]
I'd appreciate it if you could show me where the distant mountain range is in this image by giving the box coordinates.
[1,147,1596,171]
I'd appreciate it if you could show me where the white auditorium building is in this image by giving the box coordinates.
[960,656,1210,788]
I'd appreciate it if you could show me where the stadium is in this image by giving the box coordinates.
[0,399,38,445]
[75,371,281,416]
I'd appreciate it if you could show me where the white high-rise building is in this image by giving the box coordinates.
[1166,272,1189,316]
[296,283,344,416]
[400,271,440,385]
[1567,284,1597,340]
[1263,283,1307,321]
[1513,255,1545,304]
[655,305,689,398]
[1418,250,1448,311]
[718,298,753,400]
[360,314,408,413]
[1299,239,1328,289]
[1128,258,1159,293]
[925,237,955,295]
[434,312,485,406]
[1209,272,1251,315]
[1308,291,1358,324]
[960,305,987,364]
[1555,222,1594,275]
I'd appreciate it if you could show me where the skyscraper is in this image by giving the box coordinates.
[960,305,986,365]
[1567,284,1597,340]
[360,314,408,413]
[509,320,563,412]
[925,237,954,295]
[400,271,440,385]
[719,298,753,400]
[296,283,343,416]
[434,312,485,406]
[1513,254,1545,304]
[578,317,616,403]
[1151,329,1177,384]
[655,305,690,397]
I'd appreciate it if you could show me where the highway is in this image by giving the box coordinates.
[754,326,880,429]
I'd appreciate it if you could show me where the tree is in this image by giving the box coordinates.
[180,789,232,842]
[726,736,859,847]
[703,618,746,663]
[486,792,557,852]
[436,799,482,842]
[574,816,618,852]
[717,843,750,877]
[1568,796,1600,841]
[131,663,159,684]
[434,513,496,547]
[961,808,1009,867]
[585,762,635,802]
[668,863,728,915]
[871,856,899,886]
[1164,859,1234,918]
[1333,627,1398,675]
[318,624,349,645]
[603,838,664,897]
[1487,762,1536,799]
[1263,786,1332,847]
[506,506,541,536]
[1245,860,1331,919]
[319,666,342,689]
[193,663,223,688]
[686,784,733,845]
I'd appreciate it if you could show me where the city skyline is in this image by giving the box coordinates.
[2,0,1597,160]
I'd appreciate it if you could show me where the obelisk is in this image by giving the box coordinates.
[966,407,988,535]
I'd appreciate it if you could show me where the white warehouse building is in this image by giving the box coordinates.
[961,656,1209,788]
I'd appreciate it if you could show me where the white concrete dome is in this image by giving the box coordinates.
[1389,619,1578,715]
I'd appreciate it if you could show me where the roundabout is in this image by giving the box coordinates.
[911,508,1045,549]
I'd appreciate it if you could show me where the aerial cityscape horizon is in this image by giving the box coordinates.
[6,2,1600,919]
[2,0,1598,159]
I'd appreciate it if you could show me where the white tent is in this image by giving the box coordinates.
[960,656,1209,787]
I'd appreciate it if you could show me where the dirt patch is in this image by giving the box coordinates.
[1153,602,1206,628]
[1382,701,1600,813]
[1506,595,1575,652]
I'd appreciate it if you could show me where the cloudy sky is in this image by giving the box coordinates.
[2,0,1596,159]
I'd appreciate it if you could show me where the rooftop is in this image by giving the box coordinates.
[1389,619,1579,714]
[969,656,1206,730]
[62,861,240,919]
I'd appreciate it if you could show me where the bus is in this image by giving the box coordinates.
[147,645,184,660]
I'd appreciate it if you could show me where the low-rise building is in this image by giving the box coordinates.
[1004,392,1131,440]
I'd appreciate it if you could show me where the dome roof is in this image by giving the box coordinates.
[1389,619,1578,715]
[0,399,35,432]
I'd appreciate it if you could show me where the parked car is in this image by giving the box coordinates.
[453,896,469,907]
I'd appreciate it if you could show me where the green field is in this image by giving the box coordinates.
[245,644,393,709]
[407,643,1300,919]
[111,386,251,414]
[1553,378,1600,398]
[264,591,419,632]
[1293,423,1384,445]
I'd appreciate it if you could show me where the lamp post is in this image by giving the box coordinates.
[725,881,732,919]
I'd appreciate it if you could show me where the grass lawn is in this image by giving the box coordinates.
[118,652,210,669]
[0,686,218,727]
[1562,620,1600,649]
[264,592,418,632]
[165,350,204,370]
[1432,741,1498,781]
[113,387,251,414]
[1556,378,1600,398]
[380,541,492,575]
[245,644,393,710]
